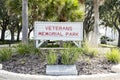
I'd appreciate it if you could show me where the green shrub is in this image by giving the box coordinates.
[33,48,41,55]
[16,43,42,56]
[16,43,33,55]
[0,48,13,62]
[63,43,72,48]
[61,49,71,65]
[46,50,57,65]
[61,48,81,65]
[82,42,98,58]
[63,42,76,48]
[106,48,120,63]
[84,48,98,58]
[46,44,59,48]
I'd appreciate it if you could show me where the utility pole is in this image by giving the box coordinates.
[22,0,28,44]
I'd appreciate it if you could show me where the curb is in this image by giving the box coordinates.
[111,64,120,73]
[0,70,120,80]
[0,64,2,69]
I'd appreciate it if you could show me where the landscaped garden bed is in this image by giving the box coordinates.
[1,53,114,75]
[0,43,119,75]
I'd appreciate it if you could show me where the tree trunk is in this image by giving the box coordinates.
[118,31,120,47]
[10,31,14,43]
[28,28,34,38]
[22,0,28,44]
[17,30,20,41]
[113,19,120,47]
[1,29,6,41]
[28,32,30,39]
[84,31,90,41]
[90,0,99,47]
[105,26,107,37]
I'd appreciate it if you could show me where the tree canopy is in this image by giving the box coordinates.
[5,0,84,41]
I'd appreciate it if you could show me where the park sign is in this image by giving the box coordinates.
[34,22,83,47]
[34,22,83,41]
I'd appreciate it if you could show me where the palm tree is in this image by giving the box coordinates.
[22,0,28,44]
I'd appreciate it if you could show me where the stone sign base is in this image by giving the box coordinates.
[46,65,77,76]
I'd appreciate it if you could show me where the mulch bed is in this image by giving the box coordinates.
[2,53,115,75]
